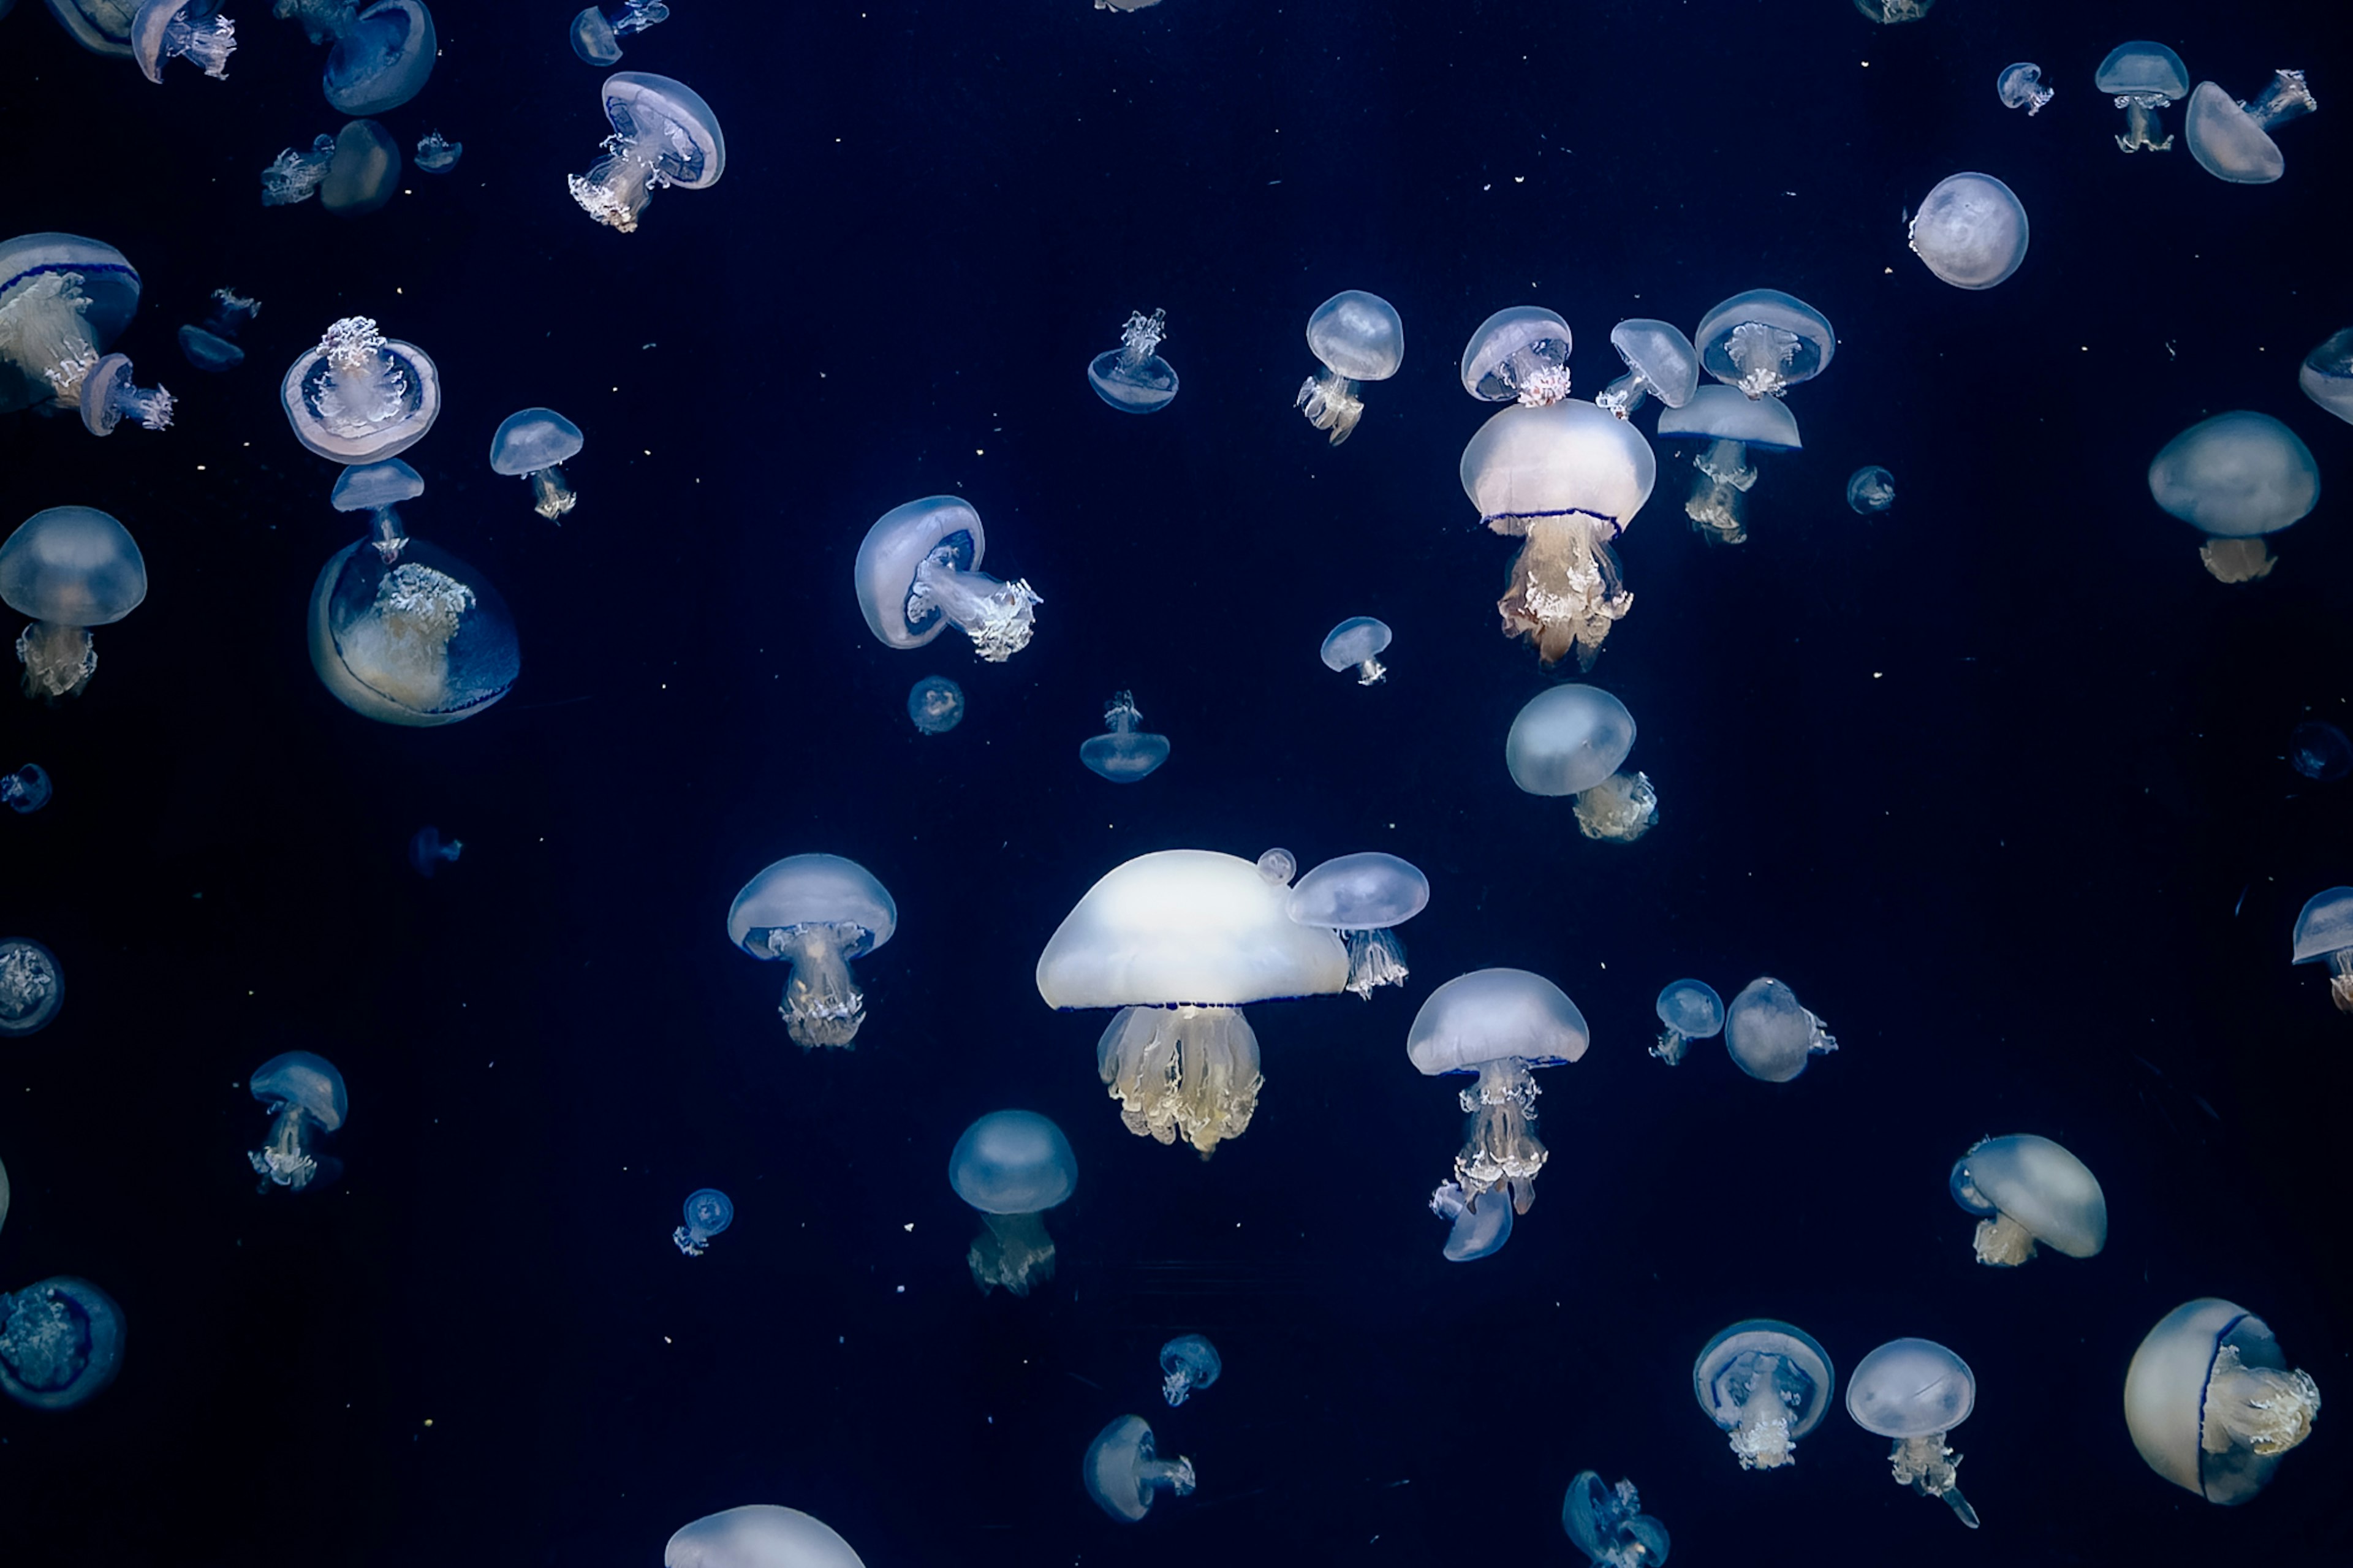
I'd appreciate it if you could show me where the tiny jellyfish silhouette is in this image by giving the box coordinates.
[2124,1298,2321,1504]
[179,288,260,373]
[1083,1415,1195,1523]
[1997,62,2053,115]
[1079,691,1169,782]
[1159,1334,1221,1405]
[949,1110,1076,1296]
[132,0,238,85]
[1846,466,1896,514]
[490,409,586,520]
[907,675,964,735]
[1693,1318,1835,1470]
[1088,309,1178,413]
[570,72,726,233]
[1319,616,1390,685]
[2186,72,2319,185]
[2289,721,2352,781]
[1563,1471,1671,1567]
[2,764,52,814]
[726,854,897,1047]
[854,497,1042,662]
[1908,173,2029,290]
[1651,979,1723,1065]
[2097,42,2190,153]
[1950,1134,2107,1266]
[414,131,462,173]
[2,507,148,702]
[1848,1339,1982,1527]
[282,317,441,463]
[0,1277,125,1412]
[408,825,463,877]
[572,0,670,64]
[1296,289,1403,445]
[0,233,145,427]
[0,939,63,1037]
[248,1051,347,1192]
[673,1187,733,1256]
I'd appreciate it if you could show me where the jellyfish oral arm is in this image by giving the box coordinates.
[2116,96,2175,153]
[528,465,577,521]
[1118,308,1167,371]
[165,12,239,78]
[16,623,98,702]
[248,1108,319,1191]
[1099,1005,1263,1155]
[907,546,1041,662]
[764,923,867,1047]
[968,1210,1057,1297]
[1341,928,1408,997]
[1296,371,1364,444]
[1139,1452,1197,1500]
[1722,322,1801,398]
[1887,1434,1979,1528]
[261,137,337,205]
[1727,1400,1797,1469]
[1495,512,1632,670]
[1972,1210,2040,1266]
[1453,1056,1546,1213]
[569,140,665,233]
[0,275,102,403]
[1652,1027,1689,1065]
[2204,1344,2322,1457]
[1595,369,1653,419]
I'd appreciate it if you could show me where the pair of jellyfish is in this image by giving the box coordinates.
[1650,980,1721,1065]
[1295,289,1402,445]
[2290,886,2353,1012]
[0,1276,124,1412]
[664,1506,866,1568]
[949,1110,1075,1296]
[1409,968,1588,1235]
[0,939,63,1037]
[407,825,461,877]
[179,288,259,373]
[310,534,521,726]
[1997,62,2052,116]
[1908,172,2029,290]
[1080,691,1167,781]
[572,0,669,64]
[2,507,147,702]
[3,763,51,814]
[1504,684,1656,842]
[2288,721,2351,781]
[133,0,236,83]
[1088,309,1177,413]
[727,854,896,1047]
[673,1188,733,1256]
[1674,289,1833,543]
[907,675,964,734]
[491,409,586,520]
[0,233,173,437]
[855,497,1042,664]
[263,118,405,215]
[2185,70,2319,184]
[276,0,435,114]
[248,1051,346,1191]
[1281,849,1426,999]
[1319,616,1390,684]
[1846,465,1895,513]
[1562,1472,1669,1568]
[2125,1298,2321,1504]
[570,72,726,232]
[2303,328,2353,426]
[1159,1334,1219,1405]
[2147,411,2321,585]
[1083,1414,1195,1523]
[1949,1133,2107,1266]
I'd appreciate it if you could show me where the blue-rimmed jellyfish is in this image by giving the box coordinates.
[1563,1472,1670,1568]
[673,1187,733,1256]
[282,316,441,463]
[2187,72,2318,185]
[2148,411,2319,585]
[414,131,461,172]
[1295,289,1403,445]
[854,496,1041,662]
[1908,173,2029,290]
[1692,1319,1834,1471]
[247,1050,346,1192]
[1408,968,1587,1215]
[2,763,51,814]
[1505,684,1657,842]
[1088,309,1178,413]
[309,538,519,725]
[260,135,336,205]
[949,1110,1076,1296]
[490,409,585,520]
[1596,319,1698,420]
[570,72,726,233]
[1847,465,1895,514]
[2124,1298,2321,1504]
[132,0,235,81]
[1286,850,1427,997]
[0,1277,123,1412]
[1658,385,1801,545]
[1459,306,1572,406]
[1429,1179,1512,1261]
[317,0,436,115]
[2098,42,2190,153]
[1080,691,1168,782]
[1083,1415,1195,1523]
[1998,62,2053,115]
[2302,328,2353,425]
[2290,721,2352,781]
[1694,289,1833,401]
[1651,979,1721,1065]
[1722,977,1836,1082]
[572,0,668,64]
[907,675,964,734]
[726,854,896,1047]
[407,824,461,877]
[1949,1133,2106,1266]
[664,1506,867,1568]
[1319,616,1390,684]
[332,459,423,562]
[1849,1338,1981,1526]
[319,119,401,218]
[0,233,142,423]
[0,939,61,1037]
[2290,886,2353,1013]
[2,506,146,702]
[179,287,259,372]
[1159,1334,1220,1405]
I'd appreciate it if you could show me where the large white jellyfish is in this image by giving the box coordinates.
[1428,1179,1512,1262]
[2186,72,2319,184]
[1847,1338,1981,1528]
[2098,42,2191,152]
[1504,684,1656,843]
[1284,850,1428,997]
[179,287,259,372]
[1722,977,1836,1082]
[1656,386,1800,547]
[854,496,1041,663]
[1319,616,1391,685]
[247,1050,347,1192]
[2290,886,2353,1013]
[1295,289,1403,445]
[726,854,896,1047]
[1407,968,1588,1216]
[132,0,236,82]
[570,72,726,233]
[1949,1133,2107,1265]
[2303,329,2353,425]
[1562,1471,1670,1568]
[1908,173,2029,290]
[1037,849,1349,1155]
[1460,306,1572,406]
[1997,62,2053,116]
[949,1110,1077,1297]
[673,1187,733,1256]
[664,1505,867,1568]
[282,316,441,463]
[1693,289,1833,401]
[572,0,669,65]
[0,233,144,425]
[1079,691,1168,781]
[490,408,586,520]
[1596,319,1698,421]
[331,459,423,562]
[1088,309,1178,414]
[1692,1319,1834,1471]
[309,539,518,725]
[1159,1333,1221,1405]
[1,507,146,702]
[0,938,63,1037]
[1651,979,1722,1065]
[2147,411,2319,585]
[0,1277,124,1411]
[2124,1298,2321,1504]
[1083,1414,1195,1523]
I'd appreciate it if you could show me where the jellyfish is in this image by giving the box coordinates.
[1692,1319,1835,1471]
[726,854,896,1047]
[0,1153,9,1238]
[1319,616,1391,684]
[2289,721,2352,781]
[260,135,337,205]
[1852,0,1931,22]
[1080,691,1169,781]
[1595,319,1699,420]
[319,118,401,218]
[572,0,668,64]
[570,72,726,233]
[1655,387,1800,546]
[1846,465,1895,514]
[1,507,146,702]
[2147,411,2319,585]
[332,459,423,562]
[1284,851,1427,998]
[2097,42,2191,152]
[2185,72,2319,185]
[1159,1334,1221,1405]
[1997,62,2053,115]
[907,675,964,734]
[2301,328,2353,425]
[1428,1179,1513,1261]
[664,1506,868,1568]
[854,496,1041,663]
[0,939,62,1037]
[1693,289,1834,401]
[1295,289,1403,445]
[1462,399,1658,668]
[672,1187,733,1256]
[1096,0,1162,9]
[132,0,236,81]
[2,763,51,814]
[1083,1415,1195,1523]
[316,0,436,115]
[1651,979,1722,1066]
[490,409,586,520]
[1459,306,1573,406]
[282,316,441,463]
[1408,968,1588,1216]
[1722,977,1836,1082]
[413,131,461,172]
[0,233,143,422]
[1848,1338,1981,1527]
[0,1278,124,1412]
[1088,308,1178,414]
[1908,172,2029,290]
[407,824,461,877]
[310,538,519,726]
[2125,1298,2321,1504]
[1562,1472,1670,1568]
[949,1110,1077,1297]
[1504,684,1657,843]
[1948,1133,2107,1266]
[178,287,259,373]
[74,352,174,437]
[246,1050,347,1191]
[1037,849,1349,1155]
[2290,886,2353,1013]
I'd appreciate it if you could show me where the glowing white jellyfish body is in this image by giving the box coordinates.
[0,233,143,423]
[1159,1334,1221,1405]
[1657,385,1800,546]
[1080,691,1169,781]
[1848,1338,1982,1528]
[570,72,726,233]
[664,1506,867,1568]
[310,539,518,725]
[2303,329,2353,425]
[2186,72,2318,185]
[282,316,441,463]
[1694,289,1833,402]
[37,0,134,54]
[1722,977,1836,1082]
[1908,173,2030,290]
[132,0,236,82]
[1650,979,1722,1065]
[1295,289,1403,445]
[1504,684,1657,843]
[2099,42,2191,152]
[261,135,337,205]
[1429,1179,1512,1261]
[854,496,1041,663]
[1693,1319,1835,1471]
[1997,62,2053,115]
[1319,616,1391,684]
[247,1051,346,1191]
[1088,309,1178,413]
[2125,1298,2321,1504]
[1460,306,1572,406]
[414,131,461,172]
[1083,1414,1195,1523]
[2,763,51,814]
[332,459,423,563]
[319,119,402,218]
[179,288,259,373]
[572,0,669,65]
[407,824,461,876]
[1,507,146,702]
[1846,465,1896,513]
[2148,411,2320,585]
[2290,886,2353,1013]
[0,939,63,1036]
[672,1187,733,1256]
[1949,1133,2107,1265]
[907,675,964,734]
[1596,319,1698,420]
[1285,850,1428,998]
[1407,968,1588,1216]
[0,1277,124,1411]
[727,854,896,1048]
[490,408,586,521]
[1562,1471,1670,1568]
[949,1110,1077,1297]
[316,0,435,115]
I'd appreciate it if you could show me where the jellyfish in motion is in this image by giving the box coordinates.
[854,496,1042,663]
[319,118,401,218]
[1852,0,1931,22]
[282,316,441,463]
[1651,979,1722,1066]
[1595,319,1698,420]
[310,538,519,725]
[2186,72,2319,184]
[407,824,461,877]
[2147,411,2319,585]
[1846,466,1896,514]
[178,288,259,373]
[570,72,726,233]
[727,854,896,1047]
[672,1187,733,1256]
[414,131,461,172]
[1088,309,1178,414]
[1319,616,1390,684]
[0,939,62,1037]
[1285,851,1428,997]
[0,1278,124,1412]
[332,459,423,562]
[1563,1471,1670,1568]
[2,764,51,814]
[1083,1415,1195,1523]
[313,0,436,115]
[572,0,668,64]
[132,0,236,82]
[1657,386,1801,546]
[2289,721,2352,781]
[2290,886,2353,1013]
[1505,684,1657,843]
[1429,1179,1513,1261]
[2124,1298,2321,1504]
[949,1110,1077,1297]
[1295,289,1403,445]
[0,233,143,423]
[1694,289,1834,401]
[1693,1319,1835,1471]
[1159,1334,1221,1406]
[1949,1133,2107,1266]
[1908,172,2029,290]
[1722,977,1836,1082]
[1,507,146,702]
[2302,328,2353,425]
[260,135,337,205]
[907,675,964,734]
[664,1506,868,1568]
[246,1050,347,1192]
[75,352,173,437]
[1460,306,1573,406]
[2098,43,2191,152]
[1848,1338,1981,1528]
[490,409,586,521]
[1080,691,1169,782]
[1408,968,1588,1216]
[1997,62,2053,115]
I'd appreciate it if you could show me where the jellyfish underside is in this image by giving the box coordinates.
[1574,770,1656,842]
[2201,537,2276,583]
[907,543,1039,662]
[304,319,411,443]
[1339,928,1409,997]
[969,1210,1056,1296]
[1686,439,1757,544]
[248,1100,330,1190]
[1089,309,1177,411]
[1720,320,1803,400]
[757,922,870,1047]
[2203,1344,2321,1461]
[1716,1351,1814,1468]
[16,622,97,700]
[1453,1057,1546,1214]
[1886,1434,1979,1527]
[1493,512,1629,670]
[0,273,107,412]
[1097,1005,1261,1156]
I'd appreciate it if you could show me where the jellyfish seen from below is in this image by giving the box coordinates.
[178,288,259,373]
[0,233,142,422]
[664,1505,868,1568]
[570,72,726,233]
[1429,1179,1513,1261]
[1657,386,1800,547]
[1319,616,1391,684]
[2098,42,2191,152]
[1852,0,1930,22]
[1286,850,1428,998]
[907,675,964,734]
[260,135,337,205]
[726,854,896,1047]
[949,1110,1077,1297]
[572,0,668,64]
[1998,62,2053,115]
[1088,309,1178,414]
[311,539,518,726]
[1694,289,1834,401]
[282,316,441,463]
[1596,319,1698,420]
[1848,1338,1981,1528]
[1563,1471,1670,1568]
[246,1050,347,1192]
[1295,289,1403,445]
[407,824,461,877]
[1694,1320,1833,1470]
[854,496,1042,663]
[0,1278,123,1412]
[414,131,461,172]
[1651,979,1722,1065]
[1459,306,1572,406]
[1080,691,1169,782]
[2289,721,2352,781]
[332,459,423,562]
[1908,173,2029,290]
[672,1187,733,1256]
[1407,968,1588,1216]
[2290,886,2353,1013]
[1083,1415,1195,1523]
[1,507,146,702]
[2302,329,2353,425]
[319,118,401,218]
[2186,72,2319,185]
[1949,1133,2107,1266]
[2147,411,2319,585]
[1159,1334,1221,1406]
[1722,977,1836,1082]
[2125,1298,2321,1504]
[1505,684,1657,843]
[0,939,62,1037]
[490,408,586,520]
[1846,466,1896,514]
[2,763,51,814]
[132,0,235,81]
[313,0,434,115]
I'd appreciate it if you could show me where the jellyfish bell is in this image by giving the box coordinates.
[2098,42,2191,152]
[1722,977,1836,1082]
[1651,979,1723,1065]
[1847,1338,1982,1527]
[672,1187,733,1256]
[407,824,461,877]
[0,938,63,1037]
[2300,328,2353,425]
[1460,305,1573,406]
[1846,466,1896,514]
[1159,1334,1221,1404]
[2147,411,2319,584]
[1,506,146,702]
[1693,289,1833,401]
[2124,1298,2321,1504]
[319,118,402,218]
[489,408,586,521]
[1088,308,1178,413]
[726,853,896,1047]
[2,763,53,814]
[2290,886,2353,1013]
[322,0,435,116]
[854,496,1040,663]
[1997,62,2053,116]
[570,71,726,233]
[1083,1415,1196,1523]
[1657,385,1800,546]
[906,675,964,734]
[308,537,520,726]
[131,0,236,83]
[2289,722,2352,782]
[1692,1319,1835,1471]
[1949,1133,2107,1265]
[1504,684,1656,841]
[281,316,441,463]
[1562,1471,1670,1568]
[247,1050,347,1191]
[1428,1179,1513,1262]
[1079,691,1168,781]
[571,0,671,66]
[1908,172,2029,290]
[0,1276,124,1411]
[1596,318,1699,420]
[1319,616,1391,684]
[2186,72,2319,186]
[949,1109,1077,1297]
[0,233,141,420]
[1295,289,1403,445]
[413,131,461,172]
[332,458,424,563]
[1407,968,1589,1214]
[1286,850,1427,997]
[664,1505,867,1568]
[178,288,259,373]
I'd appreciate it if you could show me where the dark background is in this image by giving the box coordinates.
[2,1,2349,1563]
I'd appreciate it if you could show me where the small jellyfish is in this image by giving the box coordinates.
[1693,1319,1835,1471]
[413,131,461,172]
[75,352,174,437]
[2147,411,2320,585]
[311,540,518,725]
[854,496,1041,662]
[318,118,402,218]
[664,1506,866,1568]
[1907,172,2030,290]
[672,1187,733,1256]
[949,1110,1077,1297]
[2097,42,2191,153]
[407,824,461,877]
[1997,62,2053,116]
[1088,308,1178,414]
[1693,289,1835,401]
[132,0,237,83]
[1847,1338,1981,1528]
[1407,968,1589,1215]
[2301,328,2353,425]
[907,675,964,734]
[2290,886,2353,1013]
[1562,1471,1670,1568]
[2289,721,2352,781]
[726,854,897,1047]
[1722,977,1836,1083]
[0,233,144,422]
[572,0,669,64]
[1650,979,1722,1066]
[2,763,52,814]
[178,287,260,373]
[0,939,63,1037]
[1852,0,1931,22]
[282,316,441,463]
[1159,1334,1221,1406]
[1080,691,1169,782]
[0,1278,124,1412]
[1319,616,1391,685]
[246,1050,347,1192]
[2186,72,2320,185]
[490,408,586,521]
[1295,289,1404,445]
[570,72,726,233]
[1429,1179,1513,1262]
[332,459,423,562]
[319,1,436,116]
[1595,319,1699,420]
[1504,684,1658,843]
[1657,385,1802,545]
[1083,1414,1195,1523]
[1,507,147,702]
[2124,1298,2321,1504]
[1459,306,1573,406]
[1846,465,1896,514]
[260,135,337,205]
[1949,1133,2106,1266]
[1285,851,1428,998]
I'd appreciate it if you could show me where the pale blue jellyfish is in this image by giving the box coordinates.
[1693,289,1833,401]
[2098,42,2190,153]
[572,0,668,64]
[2290,721,2352,781]
[907,675,964,734]
[1658,385,1802,546]
[672,1187,733,1256]
[319,119,402,218]
[1847,1338,1982,1527]
[309,539,520,726]
[0,233,143,423]
[1846,465,1895,514]
[2,506,146,702]
[1650,979,1722,1065]
[1459,306,1572,406]
[2302,329,2353,425]
[282,316,441,463]
[1692,1319,1835,1471]
[331,459,423,562]
[570,72,726,233]
[1319,616,1390,684]
[260,135,337,206]
[1408,968,1588,1216]
[2290,886,2353,1013]
[179,288,260,373]
[1504,684,1656,842]
[0,1278,124,1411]
[1429,1179,1512,1262]
[1088,309,1178,413]
[949,1110,1077,1296]
[1079,691,1169,781]
[2148,411,2319,585]
[490,409,586,520]
[1159,1334,1221,1406]
[2,763,51,814]
[75,352,173,437]
[726,854,896,1047]
[1083,1415,1195,1523]
[1563,1472,1670,1567]
[2186,72,2320,186]
[1908,173,2029,290]
[132,0,236,81]
[664,1507,866,1568]
[318,1,436,115]
[1722,977,1836,1082]
[1949,1134,2107,1265]
[2124,1298,2322,1504]
[0,939,62,1037]
[414,131,461,173]
[854,497,1040,662]
[1285,851,1427,996]
[1997,62,2053,115]
[36,0,134,55]
[248,1050,347,1192]
[1596,319,1698,420]
[407,824,461,877]
[1296,289,1403,444]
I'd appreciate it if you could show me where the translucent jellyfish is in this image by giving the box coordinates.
[1694,289,1834,401]
[570,72,726,233]
[2097,42,2191,153]
[178,287,259,373]
[1907,172,2030,290]
[132,0,237,82]
[1429,1179,1512,1261]
[0,939,63,1037]
[490,408,586,521]
[2147,411,2319,585]
[331,458,423,563]
[1295,289,1403,445]
[2289,721,2352,781]
[1852,0,1931,22]
[281,316,441,463]
[1694,1320,1833,1469]
[1096,0,1162,9]
[1037,849,1348,1155]
[74,352,173,437]
[1080,691,1169,782]
[407,824,461,877]
[2290,886,2353,1013]
[1,506,147,702]
[1504,684,1657,843]
[1997,62,2053,116]
[1949,1133,2106,1265]
[413,131,461,172]
[1083,1414,1195,1523]
[1088,309,1178,414]
[1407,968,1588,1216]
[246,1050,347,1192]
[1159,1333,1221,1406]
[907,675,964,734]
[309,538,520,725]
[1846,465,1896,514]
[1650,979,1722,1065]
[0,1153,8,1237]
[2,763,51,814]
[1459,306,1573,406]
[664,1506,868,1568]
[1847,1338,1981,1527]
[1562,1471,1670,1568]
[260,135,337,205]
[572,0,669,64]
[2125,1298,2321,1504]
[2301,328,2353,425]
[1657,385,1801,546]
[1285,850,1428,997]
[319,118,402,218]
[726,854,897,1047]
[0,1278,124,1412]
[949,1110,1077,1297]
[1462,399,1658,668]
[672,1187,733,1256]
[1596,319,1699,420]
[853,496,1041,662]
[0,233,143,421]
[1722,977,1836,1082]
[1319,616,1391,684]
[2189,72,2320,186]
[39,0,136,54]
[317,0,436,115]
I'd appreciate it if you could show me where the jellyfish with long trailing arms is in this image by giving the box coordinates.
[2290,886,2353,1012]
[1722,977,1835,1081]
[854,496,1041,664]
[413,131,461,172]
[570,72,726,233]
[726,854,896,1048]
[2185,72,2319,185]
[331,460,422,563]
[1563,1471,1670,1567]
[2148,411,2319,585]
[0,233,143,424]
[1429,1178,1513,1260]
[2,763,52,814]
[310,537,518,726]
[1080,691,1169,781]
[1651,979,1721,1065]
[1504,684,1657,843]
[1848,1338,1982,1527]
[282,316,441,463]
[1159,1335,1221,1406]
[949,1110,1076,1297]
[906,675,964,734]
[1950,1134,2107,1265]
[179,288,259,373]
[1694,289,1833,401]
[2097,42,2191,152]
[571,0,668,64]
[664,1506,868,1568]
[1693,1319,1835,1471]
[1908,172,2029,290]
[1657,385,1800,546]
[1998,62,2053,115]
[490,409,586,520]
[247,1051,347,1192]
[260,135,336,205]
[672,1188,732,1256]
[1846,466,1895,514]
[1083,1415,1195,1523]
[1595,319,1697,420]
[2,507,146,702]
[2125,1298,2321,1504]
[407,824,460,877]
[1319,616,1390,684]
[1088,308,1178,413]
[0,1277,124,1412]
[0,939,63,1037]
[1284,851,1427,997]
[1295,289,1403,444]
[132,0,235,81]
[1408,968,1588,1216]
[1459,306,1572,406]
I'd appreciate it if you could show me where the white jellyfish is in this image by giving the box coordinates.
[726,854,896,1048]
[854,496,1041,664]
[2290,886,2353,1013]
[672,1187,733,1256]
[1656,385,1801,546]
[1504,684,1657,843]
[1650,979,1722,1066]
[1949,1133,2107,1266]
[260,135,337,205]
[0,1277,124,1412]
[313,0,436,115]
[2124,1298,2321,1505]
[1846,465,1895,514]
[309,539,520,725]
[1721,977,1836,1082]
[179,287,259,373]
[907,675,964,734]
[571,0,669,65]
[407,824,461,877]
[0,233,145,424]
[2097,42,2191,153]
[1284,850,1428,997]
[2302,328,2353,426]
[950,1110,1077,1297]
[1,507,147,702]
[332,459,423,562]
[1080,691,1169,782]
[1295,289,1403,445]
[1997,62,2053,115]
[0,939,62,1037]
[1428,1178,1513,1262]
[1159,1334,1221,1406]
[1595,319,1699,420]
[1847,1338,1981,1528]
[1088,308,1178,413]
[2147,411,2320,585]
[1407,968,1588,1216]
[1693,289,1834,401]
[664,1505,867,1568]
[414,131,461,173]
[1083,1414,1195,1523]
[1319,616,1391,685]
[490,408,586,520]
[1693,1319,1834,1470]
[247,1050,347,1192]
[570,72,726,233]
[281,316,441,463]
[2186,72,2319,184]
[1460,306,1573,407]
[319,118,402,218]
[1908,172,2030,290]
[132,0,236,82]
[1562,1471,1670,1568]
[2,763,51,814]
